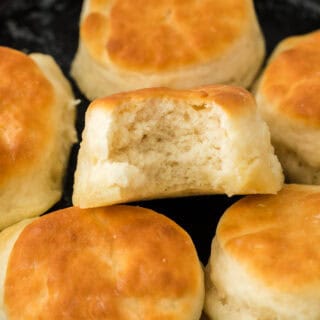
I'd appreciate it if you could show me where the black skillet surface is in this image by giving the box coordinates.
[0,0,320,264]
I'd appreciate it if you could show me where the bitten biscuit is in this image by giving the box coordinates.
[205,184,320,320]
[71,0,265,99]
[255,30,320,184]
[73,85,283,208]
[0,205,204,320]
[0,47,77,230]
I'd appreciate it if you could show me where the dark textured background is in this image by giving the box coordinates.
[0,0,319,263]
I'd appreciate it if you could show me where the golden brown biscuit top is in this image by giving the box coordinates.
[81,0,250,72]
[217,184,320,291]
[0,47,54,186]
[4,205,202,319]
[260,31,320,127]
[90,84,256,116]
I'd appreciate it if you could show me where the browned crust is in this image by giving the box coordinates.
[89,84,256,116]
[0,47,55,186]
[5,205,203,319]
[260,30,320,127]
[217,184,320,291]
[81,0,251,72]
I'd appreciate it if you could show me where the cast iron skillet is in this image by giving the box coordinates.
[0,0,319,264]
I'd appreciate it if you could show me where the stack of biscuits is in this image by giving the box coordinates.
[0,0,320,319]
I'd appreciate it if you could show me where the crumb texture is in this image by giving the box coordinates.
[73,86,283,208]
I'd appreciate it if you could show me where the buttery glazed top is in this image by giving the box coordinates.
[81,0,251,72]
[217,184,320,292]
[4,205,203,319]
[0,47,54,186]
[259,30,320,127]
[89,84,256,116]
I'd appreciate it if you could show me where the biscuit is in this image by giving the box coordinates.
[71,0,265,99]
[205,184,320,319]
[73,85,283,208]
[0,47,77,230]
[0,205,204,319]
[255,30,320,184]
